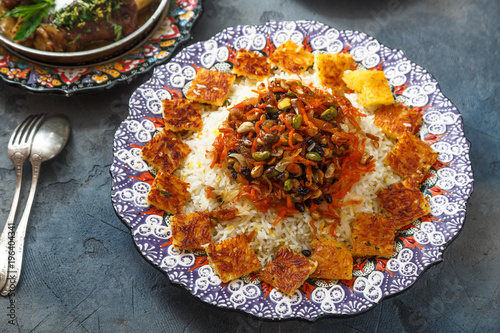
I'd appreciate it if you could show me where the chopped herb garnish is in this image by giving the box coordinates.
[65,33,82,45]
[365,241,371,246]
[112,23,122,41]
[1,0,55,41]
[160,190,172,197]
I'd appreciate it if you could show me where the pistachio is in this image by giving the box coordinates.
[284,179,293,191]
[252,151,270,161]
[251,165,264,178]
[264,166,279,178]
[265,106,279,114]
[292,114,303,129]
[305,152,322,162]
[263,133,279,144]
[320,106,338,121]
[278,98,291,110]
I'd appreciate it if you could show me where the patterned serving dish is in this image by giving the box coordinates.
[0,0,201,94]
[111,20,473,320]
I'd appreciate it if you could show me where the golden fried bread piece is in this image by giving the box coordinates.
[373,103,423,139]
[185,67,235,106]
[232,49,270,80]
[171,212,212,250]
[351,213,395,258]
[141,129,191,174]
[377,178,431,229]
[162,99,203,132]
[343,70,394,107]
[205,234,261,283]
[257,246,317,295]
[384,131,439,183]
[147,171,190,215]
[310,235,353,280]
[268,40,314,75]
[315,53,356,91]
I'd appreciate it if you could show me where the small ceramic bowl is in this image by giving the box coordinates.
[0,0,170,67]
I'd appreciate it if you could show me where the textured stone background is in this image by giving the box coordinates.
[0,0,498,331]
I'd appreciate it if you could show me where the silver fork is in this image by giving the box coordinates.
[0,114,45,292]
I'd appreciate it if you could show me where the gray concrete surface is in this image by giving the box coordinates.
[0,0,498,331]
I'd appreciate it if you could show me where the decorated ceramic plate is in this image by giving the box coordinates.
[110,21,473,320]
[0,0,202,95]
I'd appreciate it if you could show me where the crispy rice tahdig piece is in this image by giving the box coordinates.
[268,40,314,75]
[205,234,261,283]
[257,246,317,295]
[377,178,431,229]
[315,53,356,91]
[147,171,190,215]
[232,49,270,80]
[185,67,235,106]
[351,213,396,258]
[373,102,423,140]
[171,212,212,250]
[310,235,353,280]
[343,69,394,107]
[162,99,203,132]
[140,129,191,174]
[384,131,439,183]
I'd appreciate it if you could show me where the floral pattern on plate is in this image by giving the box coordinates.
[111,20,473,320]
[0,0,202,95]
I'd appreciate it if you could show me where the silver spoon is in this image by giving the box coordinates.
[1,115,70,296]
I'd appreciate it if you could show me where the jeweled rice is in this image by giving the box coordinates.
[173,69,401,263]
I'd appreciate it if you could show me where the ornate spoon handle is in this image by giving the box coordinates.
[1,154,42,296]
[0,153,26,292]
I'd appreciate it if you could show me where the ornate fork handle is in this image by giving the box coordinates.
[0,151,29,292]
[1,153,43,296]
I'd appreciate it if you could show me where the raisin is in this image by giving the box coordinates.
[324,194,332,204]
[302,250,311,257]
[295,202,305,213]
[314,146,324,157]
[313,196,323,205]
[241,167,251,176]
[297,186,310,196]
[231,171,238,179]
